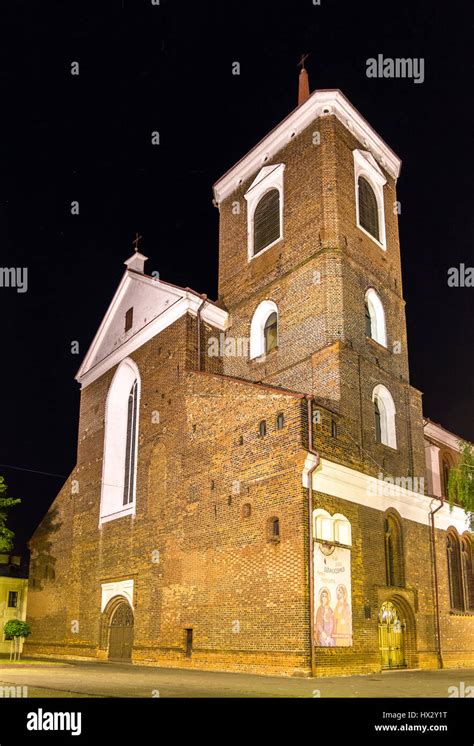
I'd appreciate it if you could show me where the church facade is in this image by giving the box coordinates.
[25,80,473,676]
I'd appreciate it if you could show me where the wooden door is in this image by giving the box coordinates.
[108,602,134,662]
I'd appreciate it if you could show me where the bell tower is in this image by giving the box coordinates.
[212,73,425,480]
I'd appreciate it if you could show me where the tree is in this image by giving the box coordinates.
[3,619,31,661]
[448,441,474,531]
[0,475,21,553]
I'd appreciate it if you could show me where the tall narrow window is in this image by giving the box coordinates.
[358,177,380,241]
[264,312,278,353]
[461,537,474,611]
[259,420,267,437]
[123,380,138,506]
[253,189,280,255]
[277,413,284,429]
[100,358,141,524]
[442,458,451,497]
[384,514,404,587]
[372,385,397,448]
[365,301,372,337]
[8,591,18,608]
[125,307,133,332]
[447,531,464,611]
[374,398,382,443]
[365,289,387,347]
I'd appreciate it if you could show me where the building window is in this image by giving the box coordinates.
[244,163,285,259]
[365,288,387,347]
[125,307,133,332]
[461,537,474,611]
[242,503,251,519]
[253,190,281,255]
[264,312,278,353]
[250,300,279,359]
[442,457,453,498]
[267,516,280,542]
[447,531,464,611]
[313,510,352,546]
[372,384,397,449]
[259,420,267,437]
[331,419,338,438]
[123,380,138,506]
[353,149,387,249]
[384,513,404,587]
[100,358,140,524]
[185,628,193,658]
[8,591,18,608]
[358,177,379,241]
[277,413,285,429]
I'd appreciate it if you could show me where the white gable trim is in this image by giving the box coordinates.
[213,89,401,203]
[424,421,462,452]
[302,455,469,534]
[76,271,228,389]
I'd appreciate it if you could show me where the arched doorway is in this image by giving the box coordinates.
[378,600,407,669]
[108,600,134,662]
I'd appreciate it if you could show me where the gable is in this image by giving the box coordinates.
[76,271,228,389]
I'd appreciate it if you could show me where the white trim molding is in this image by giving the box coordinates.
[101,579,134,612]
[353,149,387,249]
[302,456,470,534]
[373,383,397,449]
[244,164,285,260]
[213,89,401,203]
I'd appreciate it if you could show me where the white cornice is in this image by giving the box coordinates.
[213,89,402,203]
[424,421,463,452]
[76,271,228,389]
[302,456,469,534]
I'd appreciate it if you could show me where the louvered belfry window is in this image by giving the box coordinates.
[358,177,379,241]
[253,189,280,255]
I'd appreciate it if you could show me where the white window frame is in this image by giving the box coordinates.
[100,357,141,525]
[353,149,387,250]
[249,300,278,360]
[244,163,285,260]
[365,288,387,347]
[372,384,397,449]
[313,509,352,546]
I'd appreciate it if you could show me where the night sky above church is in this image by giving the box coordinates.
[1,0,472,549]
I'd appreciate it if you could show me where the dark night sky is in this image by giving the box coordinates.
[0,0,473,550]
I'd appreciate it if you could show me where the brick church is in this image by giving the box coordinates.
[25,68,474,676]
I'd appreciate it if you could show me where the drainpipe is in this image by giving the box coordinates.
[429,495,444,669]
[196,294,208,371]
[306,394,320,677]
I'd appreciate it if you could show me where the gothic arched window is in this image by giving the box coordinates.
[358,176,380,241]
[365,288,387,347]
[447,531,464,611]
[253,189,281,255]
[384,513,404,587]
[372,384,397,448]
[100,358,140,524]
[461,536,474,611]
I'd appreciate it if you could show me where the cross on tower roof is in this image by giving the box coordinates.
[297,53,309,70]
[132,232,142,253]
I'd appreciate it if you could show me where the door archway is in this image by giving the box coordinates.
[378,600,407,669]
[107,600,134,662]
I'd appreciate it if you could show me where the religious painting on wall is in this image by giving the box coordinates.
[314,542,353,647]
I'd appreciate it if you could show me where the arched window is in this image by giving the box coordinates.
[250,300,279,359]
[276,413,285,429]
[372,384,397,449]
[100,358,140,524]
[442,456,453,498]
[358,176,380,241]
[461,536,474,611]
[384,513,404,587]
[259,420,267,437]
[313,509,352,546]
[365,288,387,347]
[446,531,464,611]
[253,189,281,255]
[264,312,278,353]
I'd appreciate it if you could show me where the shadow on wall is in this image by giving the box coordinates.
[28,507,62,592]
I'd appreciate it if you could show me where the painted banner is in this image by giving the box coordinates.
[314,542,352,647]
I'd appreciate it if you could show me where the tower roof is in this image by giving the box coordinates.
[213,89,401,204]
